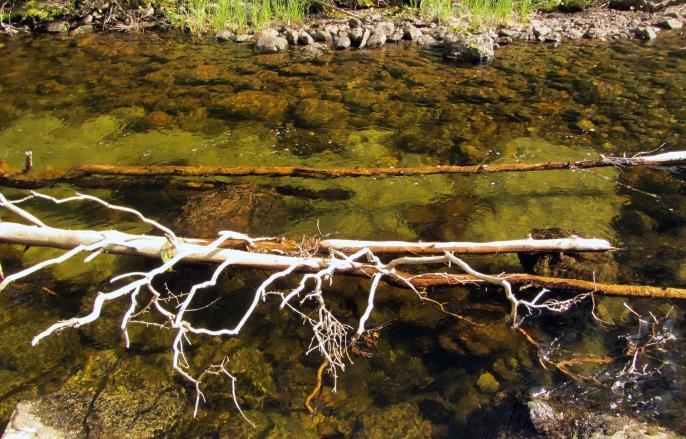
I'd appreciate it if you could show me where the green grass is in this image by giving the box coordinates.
[167,0,310,34]
[411,0,533,26]
[413,0,453,20]
[461,0,533,25]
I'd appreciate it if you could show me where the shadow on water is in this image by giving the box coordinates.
[0,30,685,436]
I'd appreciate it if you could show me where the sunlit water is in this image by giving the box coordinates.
[0,31,685,437]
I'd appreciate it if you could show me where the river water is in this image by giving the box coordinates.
[0,31,684,437]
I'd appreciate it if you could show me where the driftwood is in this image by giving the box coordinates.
[0,190,682,421]
[0,221,615,255]
[1,150,684,190]
[1,222,683,300]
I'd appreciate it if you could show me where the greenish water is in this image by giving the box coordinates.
[0,32,685,437]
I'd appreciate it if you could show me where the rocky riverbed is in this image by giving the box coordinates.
[2,0,685,63]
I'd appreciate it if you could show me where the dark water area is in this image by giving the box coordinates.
[0,31,685,437]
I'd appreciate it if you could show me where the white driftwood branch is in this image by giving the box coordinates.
[320,237,615,254]
[0,190,654,421]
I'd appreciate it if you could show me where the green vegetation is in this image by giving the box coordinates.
[163,0,310,33]
[1,0,590,35]
[6,0,77,21]
[411,0,534,25]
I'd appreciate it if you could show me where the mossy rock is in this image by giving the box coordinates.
[6,350,187,439]
[292,98,348,128]
[213,91,290,121]
[359,402,432,438]
[170,185,288,237]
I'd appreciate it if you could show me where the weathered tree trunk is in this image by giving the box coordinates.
[1,150,684,189]
[1,222,685,299]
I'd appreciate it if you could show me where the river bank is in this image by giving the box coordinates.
[2,0,684,63]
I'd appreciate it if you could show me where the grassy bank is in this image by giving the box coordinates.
[162,0,310,33]
[1,0,584,35]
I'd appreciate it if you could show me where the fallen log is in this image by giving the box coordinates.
[1,222,683,299]
[0,150,684,189]
[0,190,681,420]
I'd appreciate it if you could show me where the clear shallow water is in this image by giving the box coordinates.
[0,31,685,437]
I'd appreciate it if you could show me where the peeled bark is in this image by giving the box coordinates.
[1,222,684,299]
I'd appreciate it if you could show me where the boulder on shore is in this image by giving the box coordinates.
[443,33,495,63]
[254,31,289,53]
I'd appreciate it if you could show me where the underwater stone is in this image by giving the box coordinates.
[476,372,500,394]
[293,98,347,128]
[215,91,289,121]
[360,402,432,438]
[172,185,287,237]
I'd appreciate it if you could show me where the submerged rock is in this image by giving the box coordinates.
[3,351,186,439]
[476,372,500,394]
[293,98,347,128]
[443,33,495,63]
[518,228,620,283]
[171,185,288,237]
[360,402,432,438]
[468,391,681,438]
[213,90,289,121]
[293,42,330,61]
